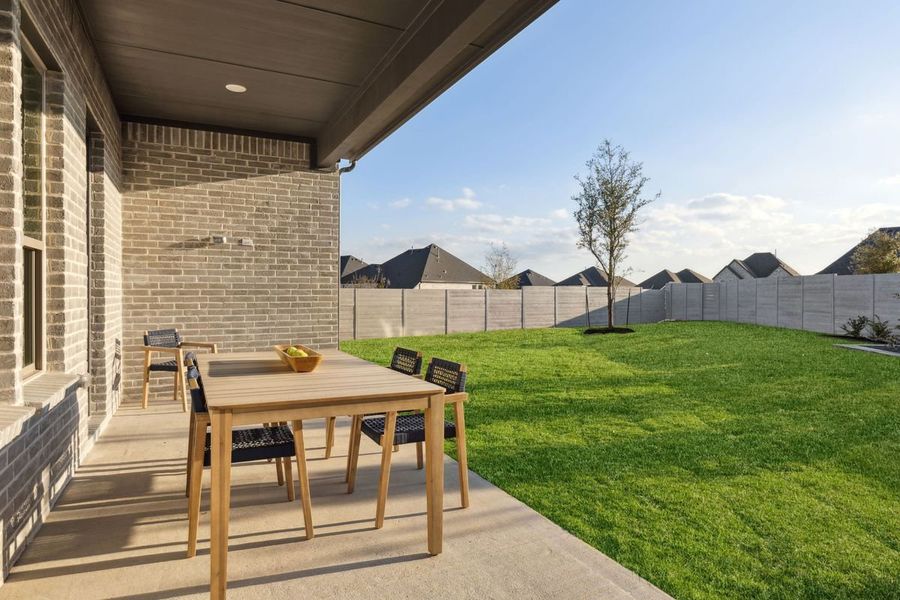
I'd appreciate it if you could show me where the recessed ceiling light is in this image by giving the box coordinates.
[225,83,247,93]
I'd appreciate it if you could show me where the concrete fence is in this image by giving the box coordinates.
[339,287,666,340]
[665,274,900,334]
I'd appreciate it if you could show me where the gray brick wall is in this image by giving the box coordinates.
[0,0,123,581]
[122,122,339,404]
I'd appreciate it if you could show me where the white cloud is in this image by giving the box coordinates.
[876,174,900,188]
[425,187,482,211]
[389,197,412,209]
[550,208,569,220]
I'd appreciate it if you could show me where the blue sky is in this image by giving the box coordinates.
[341,0,900,282]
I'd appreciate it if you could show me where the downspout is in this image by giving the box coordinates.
[337,160,357,175]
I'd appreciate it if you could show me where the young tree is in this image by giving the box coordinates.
[573,140,659,328]
[481,243,519,289]
[851,229,900,274]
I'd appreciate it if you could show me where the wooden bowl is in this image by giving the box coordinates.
[273,344,324,373]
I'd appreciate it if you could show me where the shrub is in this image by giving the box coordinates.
[841,315,869,338]
[866,315,895,344]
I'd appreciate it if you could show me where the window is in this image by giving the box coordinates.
[21,39,45,376]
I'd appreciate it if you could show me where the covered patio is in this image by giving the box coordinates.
[2,401,668,599]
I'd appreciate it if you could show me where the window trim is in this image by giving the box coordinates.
[20,36,47,379]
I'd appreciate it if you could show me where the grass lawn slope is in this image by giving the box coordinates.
[342,322,900,599]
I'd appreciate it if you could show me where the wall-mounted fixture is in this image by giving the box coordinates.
[225,83,247,93]
[239,238,254,247]
[211,235,228,244]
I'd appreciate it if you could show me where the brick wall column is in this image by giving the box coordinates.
[0,0,22,405]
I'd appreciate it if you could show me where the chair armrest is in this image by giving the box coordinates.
[180,341,218,353]
[442,392,468,405]
[143,346,182,356]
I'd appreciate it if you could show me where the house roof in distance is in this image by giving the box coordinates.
[715,252,800,279]
[818,226,900,275]
[340,255,368,280]
[503,269,556,287]
[638,268,711,289]
[377,243,486,288]
[555,266,635,287]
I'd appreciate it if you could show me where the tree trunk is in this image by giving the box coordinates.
[607,284,614,329]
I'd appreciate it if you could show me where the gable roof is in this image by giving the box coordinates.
[638,268,712,289]
[377,244,486,288]
[675,268,712,284]
[715,252,799,279]
[340,255,368,280]
[818,226,900,275]
[555,266,635,287]
[503,269,556,287]
[638,269,679,289]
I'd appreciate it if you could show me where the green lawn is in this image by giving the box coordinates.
[341,322,900,600]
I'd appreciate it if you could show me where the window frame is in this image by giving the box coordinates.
[20,36,47,379]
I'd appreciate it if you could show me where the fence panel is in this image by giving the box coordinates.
[556,287,589,327]
[756,278,778,327]
[737,279,757,323]
[447,289,486,333]
[523,287,555,328]
[685,284,702,320]
[702,283,719,320]
[487,289,522,330]
[802,274,834,334]
[404,289,446,336]
[671,284,687,321]
[339,288,355,341]
[356,288,403,339]
[725,281,739,321]
[874,273,900,324]
[640,289,666,323]
[833,274,875,333]
[777,277,803,329]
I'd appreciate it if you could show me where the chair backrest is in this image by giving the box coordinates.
[184,359,207,413]
[390,347,423,376]
[144,328,182,348]
[424,357,467,393]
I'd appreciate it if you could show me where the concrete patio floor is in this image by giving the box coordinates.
[1,400,670,599]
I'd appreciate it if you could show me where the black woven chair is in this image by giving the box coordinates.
[344,347,423,489]
[184,360,313,558]
[141,327,217,411]
[347,357,470,528]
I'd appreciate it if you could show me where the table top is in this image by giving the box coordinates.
[198,349,445,410]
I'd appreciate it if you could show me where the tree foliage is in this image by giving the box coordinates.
[851,229,900,274]
[481,243,519,289]
[573,140,658,328]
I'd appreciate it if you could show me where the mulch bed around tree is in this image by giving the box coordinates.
[584,327,635,335]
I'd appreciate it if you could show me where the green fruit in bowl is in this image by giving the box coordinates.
[286,346,307,357]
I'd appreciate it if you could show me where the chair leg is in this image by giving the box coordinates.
[275,457,285,486]
[291,420,314,539]
[325,417,336,459]
[283,456,295,502]
[416,441,424,470]
[347,415,362,492]
[179,367,189,413]
[173,370,180,404]
[186,411,196,497]
[186,417,207,558]
[375,412,397,529]
[454,403,469,509]
[141,353,150,409]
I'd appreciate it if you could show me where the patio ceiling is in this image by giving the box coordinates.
[77,0,557,167]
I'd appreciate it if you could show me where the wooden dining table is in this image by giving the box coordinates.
[198,349,448,599]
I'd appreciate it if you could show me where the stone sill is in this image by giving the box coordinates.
[22,372,84,412]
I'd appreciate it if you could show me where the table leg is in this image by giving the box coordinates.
[291,420,315,539]
[424,395,444,555]
[210,410,233,600]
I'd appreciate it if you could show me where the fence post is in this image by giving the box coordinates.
[520,288,525,329]
[352,288,358,340]
[553,287,558,326]
[445,289,449,335]
[585,287,591,328]
[401,289,406,336]
[484,288,489,331]
[800,276,805,330]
